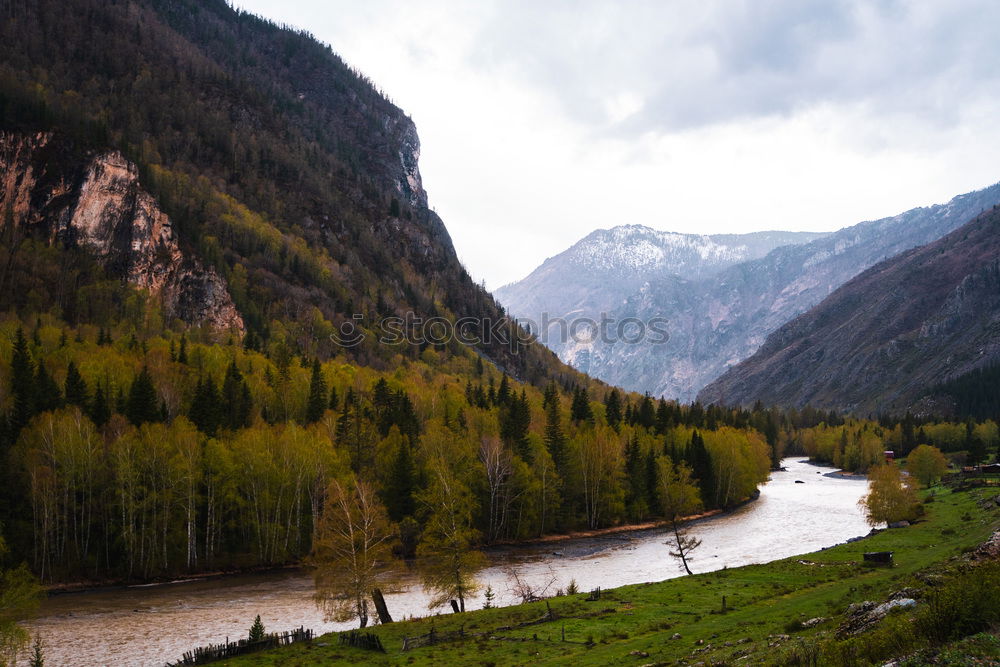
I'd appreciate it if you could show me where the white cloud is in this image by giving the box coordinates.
[234,0,1000,289]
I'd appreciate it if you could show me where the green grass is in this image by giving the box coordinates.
[224,485,999,666]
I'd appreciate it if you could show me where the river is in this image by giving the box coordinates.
[22,458,870,666]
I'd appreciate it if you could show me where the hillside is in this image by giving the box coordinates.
[698,206,1000,414]
[0,0,571,383]
[501,185,1000,401]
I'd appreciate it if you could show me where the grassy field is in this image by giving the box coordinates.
[225,483,999,666]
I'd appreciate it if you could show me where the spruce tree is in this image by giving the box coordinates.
[90,382,111,427]
[496,374,511,406]
[249,615,265,643]
[9,328,35,436]
[637,394,656,430]
[686,430,715,508]
[544,395,566,473]
[305,360,328,424]
[500,390,531,461]
[655,398,672,434]
[177,334,188,364]
[221,362,251,430]
[604,389,623,431]
[64,361,88,407]
[624,436,644,517]
[570,387,592,423]
[33,362,62,413]
[385,438,416,520]
[542,381,558,411]
[189,375,221,435]
[125,366,160,426]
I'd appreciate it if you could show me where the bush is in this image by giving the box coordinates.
[914,561,1000,643]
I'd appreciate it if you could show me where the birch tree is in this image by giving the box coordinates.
[417,459,486,612]
[312,477,397,628]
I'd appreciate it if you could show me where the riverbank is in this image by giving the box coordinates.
[491,490,761,549]
[43,563,305,596]
[799,456,869,480]
[228,482,999,667]
[41,496,763,596]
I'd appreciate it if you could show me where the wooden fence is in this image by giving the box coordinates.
[339,630,386,652]
[166,627,313,665]
[402,625,467,651]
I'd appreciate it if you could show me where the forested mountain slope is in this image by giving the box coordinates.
[0,0,568,381]
[699,206,1000,414]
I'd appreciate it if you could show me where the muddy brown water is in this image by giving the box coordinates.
[23,458,869,666]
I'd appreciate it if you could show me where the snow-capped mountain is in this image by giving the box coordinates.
[497,183,1000,401]
[494,226,825,377]
[565,225,816,278]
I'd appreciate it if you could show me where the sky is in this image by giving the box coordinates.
[235,0,1000,290]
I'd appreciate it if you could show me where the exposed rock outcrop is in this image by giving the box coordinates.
[0,132,243,333]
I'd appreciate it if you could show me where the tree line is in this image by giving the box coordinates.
[0,315,779,584]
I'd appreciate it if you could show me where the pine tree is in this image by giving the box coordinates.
[189,375,221,435]
[220,362,251,430]
[328,386,339,411]
[483,585,495,609]
[385,437,416,520]
[654,398,672,434]
[9,328,35,436]
[125,366,160,426]
[33,362,62,413]
[686,430,714,508]
[544,396,567,473]
[542,381,558,411]
[500,390,531,461]
[624,436,645,518]
[249,615,265,642]
[64,361,88,407]
[604,389,623,431]
[636,394,656,430]
[305,359,328,424]
[570,387,592,423]
[90,382,111,427]
[177,334,188,364]
[644,450,659,510]
[496,374,511,406]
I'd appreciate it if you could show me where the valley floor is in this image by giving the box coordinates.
[222,482,1000,666]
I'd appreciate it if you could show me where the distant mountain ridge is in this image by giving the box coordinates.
[698,205,1000,414]
[495,226,823,361]
[498,183,1000,401]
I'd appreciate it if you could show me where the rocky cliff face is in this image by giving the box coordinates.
[0,132,243,333]
[698,206,1000,414]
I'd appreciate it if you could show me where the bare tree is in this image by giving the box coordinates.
[657,457,703,576]
[312,477,398,628]
[502,562,558,604]
[479,436,513,543]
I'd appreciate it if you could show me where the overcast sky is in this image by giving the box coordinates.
[236,0,1000,289]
